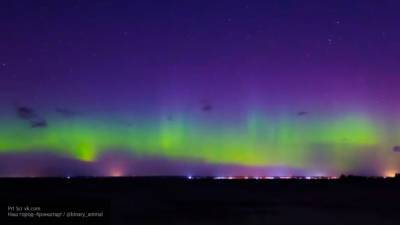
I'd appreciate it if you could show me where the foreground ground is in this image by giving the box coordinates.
[0,177,399,225]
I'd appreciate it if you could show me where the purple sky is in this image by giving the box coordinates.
[1,0,400,111]
[1,0,400,177]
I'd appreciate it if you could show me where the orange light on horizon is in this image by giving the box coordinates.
[109,167,125,177]
[383,169,397,178]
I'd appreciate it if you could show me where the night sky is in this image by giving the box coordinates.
[1,0,400,177]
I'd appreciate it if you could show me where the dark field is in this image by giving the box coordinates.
[1,177,400,225]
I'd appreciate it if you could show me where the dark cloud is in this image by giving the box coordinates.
[297,111,308,116]
[201,104,213,112]
[17,106,36,120]
[31,120,48,128]
[55,108,78,118]
[199,99,213,112]
[16,106,48,128]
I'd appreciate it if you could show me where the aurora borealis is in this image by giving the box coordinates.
[1,0,400,177]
